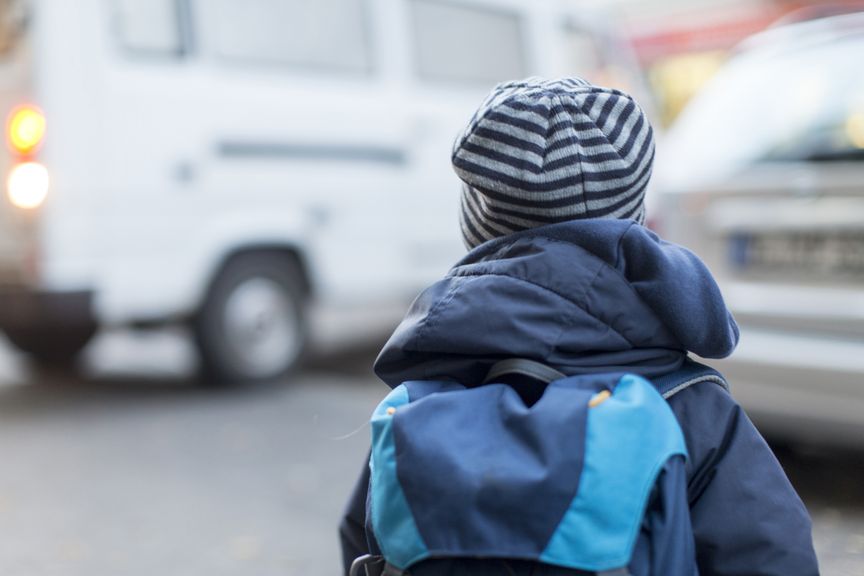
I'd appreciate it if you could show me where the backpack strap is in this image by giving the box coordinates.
[483,357,728,400]
[349,555,408,576]
[483,358,567,385]
[349,555,384,576]
[653,358,729,400]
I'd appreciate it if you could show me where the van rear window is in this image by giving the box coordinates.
[410,0,527,86]
[202,0,373,75]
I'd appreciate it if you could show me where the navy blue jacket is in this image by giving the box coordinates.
[340,220,819,576]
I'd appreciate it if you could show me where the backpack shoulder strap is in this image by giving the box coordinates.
[480,357,729,401]
[483,358,567,385]
[653,358,729,400]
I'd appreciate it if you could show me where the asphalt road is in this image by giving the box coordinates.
[0,330,861,576]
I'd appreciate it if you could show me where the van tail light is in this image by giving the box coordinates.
[6,105,49,209]
[7,105,46,155]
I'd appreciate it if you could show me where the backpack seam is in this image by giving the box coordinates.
[661,374,729,399]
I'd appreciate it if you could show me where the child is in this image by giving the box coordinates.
[340,77,818,575]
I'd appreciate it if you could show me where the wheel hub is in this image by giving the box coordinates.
[222,277,300,378]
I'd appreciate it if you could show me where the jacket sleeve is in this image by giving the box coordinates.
[667,382,819,576]
[339,459,371,576]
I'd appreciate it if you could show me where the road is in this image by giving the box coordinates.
[0,329,861,575]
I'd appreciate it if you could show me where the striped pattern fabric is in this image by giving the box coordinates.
[453,77,655,249]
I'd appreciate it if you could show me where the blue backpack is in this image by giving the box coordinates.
[351,359,727,576]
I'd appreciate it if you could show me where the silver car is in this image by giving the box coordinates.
[653,13,864,447]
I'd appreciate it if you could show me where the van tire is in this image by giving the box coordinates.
[3,323,97,367]
[193,252,308,385]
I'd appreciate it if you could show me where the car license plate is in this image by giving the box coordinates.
[729,231,864,276]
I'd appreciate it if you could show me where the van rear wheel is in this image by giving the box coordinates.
[193,253,307,385]
[3,323,97,367]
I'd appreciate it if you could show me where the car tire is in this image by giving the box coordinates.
[3,322,97,367]
[193,252,308,385]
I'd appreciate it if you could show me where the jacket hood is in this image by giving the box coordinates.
[374,220,739,388]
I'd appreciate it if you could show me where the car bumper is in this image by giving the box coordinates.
[0,287,94,329]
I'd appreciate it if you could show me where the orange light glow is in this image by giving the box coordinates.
[7,105,46,155]
[7,162,49,209]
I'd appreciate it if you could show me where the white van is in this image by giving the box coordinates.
[0,0,641,382]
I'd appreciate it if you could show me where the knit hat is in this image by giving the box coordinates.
[453,77,655,249]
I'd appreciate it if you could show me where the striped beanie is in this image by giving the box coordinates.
[453,77,655,249]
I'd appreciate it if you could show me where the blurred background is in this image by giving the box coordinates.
[0,0,862,574]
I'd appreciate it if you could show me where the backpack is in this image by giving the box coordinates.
[351,358,728,576]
